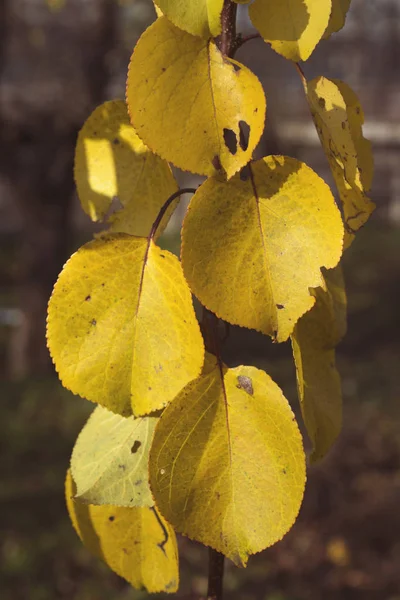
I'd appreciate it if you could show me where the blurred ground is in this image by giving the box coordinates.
[1,222,400,600]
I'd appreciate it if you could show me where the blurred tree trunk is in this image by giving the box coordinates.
[0,0,118,378]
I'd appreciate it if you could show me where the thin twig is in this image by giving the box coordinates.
[149,187,196,240]
[207,548,225,600]
[236,32,262,51]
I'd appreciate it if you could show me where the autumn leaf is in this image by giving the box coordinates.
[153,0,224,38]
[292,266,347,462]
[71,406,157,507]
[324,0,352,38]
[249,0,332,62]
[181,156,343,341]
[66,470,179,593]
[126,17,266,178]
[47,234,204,416]
[74,100,177,239]
[149,363,306,566]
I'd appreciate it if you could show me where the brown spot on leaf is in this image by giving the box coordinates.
[131,440,142,454]
[223,128,237,155]
[318,98,326,109]
[109,516,115,522]
[85,295,91,301]
[239,120,250,151]
[276,304,284,310]
[91,319,97,326]
[237,375,254,395]
[212,155,222,171]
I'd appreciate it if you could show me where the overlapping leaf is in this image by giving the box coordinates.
[306,76,375,248]
[47,234,204,417]
[149,363,306,566]
[153,0,224,38]
[71,406,157,507]
[66,470,178,593]
[249,0,332,62]
[126,17,266,178]
[74,100,178,239]
[181,156,343,342]
[324,0,352,38]
[292,266,347,462]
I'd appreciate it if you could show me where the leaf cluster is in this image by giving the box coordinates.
[47,0,374,594]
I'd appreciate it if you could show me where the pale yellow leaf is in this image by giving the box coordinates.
[153,0,224,37]
[149,363,306,566]
[291,266,347,462]
[249,0,332,62]
[126,17,266,178]
[306,77,375,248]
[47,234,204,417]
[66,470,179,593]
[74,100,178,239]
[71,406,157,507]
[324,0,351,38]
[181,156,344,342]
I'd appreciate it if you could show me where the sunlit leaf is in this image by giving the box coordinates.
[153,0,224,37]
[66,470,178,593]
[47,234,204,417]
[181,156,343,342]
[306,76,375,248]
[291,266,347,462]
[149,363,306,566]
[126,17,266,178]
[71,406,157,507]
[324,0,351,38]
[249,0,332,62]
[74,100,178,239]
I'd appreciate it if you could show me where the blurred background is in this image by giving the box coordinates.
[1,1,399,599]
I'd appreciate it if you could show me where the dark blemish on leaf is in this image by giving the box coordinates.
[91,319,97,326]
[148,386,152,391]
[150,506,169,556]
[161,67,166,72]
[237,375,254,395]
[216,492,221,500]
[85,295,91,301]
[155,364,163,373]
[160,253,165,258]
[239,120,250,151]
[282,468,287,475]
[135,479,143,486]
[276,304,284,310]
[212,155,222,170]
[273,330,278,340]
[122,548,128,554]
[341,121,346,130]
[318,98,326,109]
[254,107,258,113]
[131,440,142,454]
[356,107,360,115]
[118,464,126,471]
[101,283,105,287]
[109,516,115,522]
[113,137,120,145]
[223,128,237,155]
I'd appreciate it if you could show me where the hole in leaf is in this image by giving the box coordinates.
[131,440,142,454]
[109,516,115,522]
[239,120,250,151]
[223,128,237,155]
[276,304,284,310]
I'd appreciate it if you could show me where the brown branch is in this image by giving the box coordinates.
[207,548,225,600]
[215,0,237,57]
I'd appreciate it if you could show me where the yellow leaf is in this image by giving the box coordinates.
[149,363,306,566]
[249,0,332,62]
[306,77,375,248]
[324,0,351,38]
[181,156,343,342]
[152,1,163,17]
[65,470,179,593]
[126,17,266,179]
[74,100,178,239]
[47,234,204,417]
[71,406,157,507]
[291,266,347,462]
[153,0,224,38]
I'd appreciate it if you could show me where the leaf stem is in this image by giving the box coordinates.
[149,187,196,241]
[207,548,225,600]
[236,32,262,50]
[216,0,237,58]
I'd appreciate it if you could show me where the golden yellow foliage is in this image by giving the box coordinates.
[181,156,343,341]
[126,17,266,178]
[71,406,157,507]
[292,266,347,462]
[249,0,332,62]
[74,100,177,239]
[153,0,224,37]
[324,0,352,38]
[47,234,204,417]
[66,470,179,593]
[149,363,306,566]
